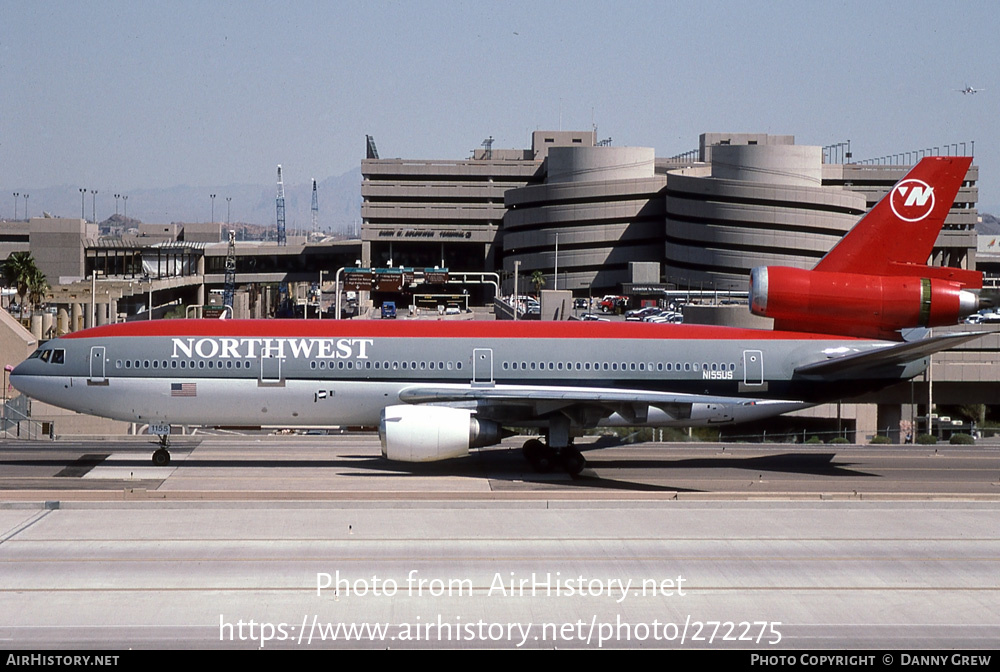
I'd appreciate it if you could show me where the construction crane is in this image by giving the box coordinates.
[222,229,236,313]
[311,178,319,234]
[275,165,290,315]
[276,164,287,246]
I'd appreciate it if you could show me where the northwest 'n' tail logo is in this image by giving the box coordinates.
[890,179,935,222]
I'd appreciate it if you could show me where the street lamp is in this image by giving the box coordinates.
[122,195,128,223]
[91,190,98,224]
[79,188,87,219]
[114,194,120,218]
[513,260,520,321]
[23,194,28,220]
[12,193,18,220]
[318,269,327,320]
[210,194,216,223]
[3,364,12,439]
[226,197,232,226]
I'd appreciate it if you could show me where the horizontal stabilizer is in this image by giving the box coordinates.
[794,332,982,377]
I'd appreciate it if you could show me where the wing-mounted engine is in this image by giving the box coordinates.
[379,405,503,462]
[750,266,980,340]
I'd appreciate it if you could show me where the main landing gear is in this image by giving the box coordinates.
[152,434,171,466]
[522,438,586,476]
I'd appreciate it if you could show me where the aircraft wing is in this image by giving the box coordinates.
[398,384,808,426]
[793,332,982,377]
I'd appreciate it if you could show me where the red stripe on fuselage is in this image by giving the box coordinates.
[61,319,865,342]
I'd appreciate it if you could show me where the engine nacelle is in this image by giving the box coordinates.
[379,405,503,462]
[750,266,979,340]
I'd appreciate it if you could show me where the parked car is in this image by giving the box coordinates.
[599,295,628,313]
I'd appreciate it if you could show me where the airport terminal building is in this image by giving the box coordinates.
[362,131,980,297]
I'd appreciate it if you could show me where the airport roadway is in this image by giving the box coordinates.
[1,434,999,650]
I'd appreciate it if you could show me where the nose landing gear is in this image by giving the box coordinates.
[152,434,171,466]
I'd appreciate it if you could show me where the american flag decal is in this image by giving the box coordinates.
[171,383,197,397]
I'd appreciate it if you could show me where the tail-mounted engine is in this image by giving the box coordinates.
[750,266,980,340]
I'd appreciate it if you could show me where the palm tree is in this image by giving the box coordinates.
[27,267,49,315]
[2,251,41,313]
[530,270,546,295]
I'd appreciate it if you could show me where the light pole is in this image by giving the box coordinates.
[23,194,28,220]
[226,197,231,226]
[114,194,120,218]
[210,194,216,223]
[122,195,128,223]
[318,270,325,319]
[79,188,87,219]
[554,232,559,291]
[91,190,98,224]
[90,270,102,328]
[12,193,18,220]
[2,364,12,439]
[513,260,520,321]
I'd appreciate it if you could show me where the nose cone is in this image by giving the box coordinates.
[8,359,44,399]
[8,361,25,391]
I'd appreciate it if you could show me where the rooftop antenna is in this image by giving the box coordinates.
[366,134,380,159]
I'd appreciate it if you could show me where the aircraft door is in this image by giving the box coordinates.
[743,350,763,385]
[89,346,106,384]
[472,348,494,386]
[260,355,283,385]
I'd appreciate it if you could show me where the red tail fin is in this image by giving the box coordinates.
[815,156,973,278]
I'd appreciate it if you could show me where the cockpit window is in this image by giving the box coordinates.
[28,348,65,364]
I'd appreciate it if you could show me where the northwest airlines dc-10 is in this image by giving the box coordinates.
[10,157,984,474]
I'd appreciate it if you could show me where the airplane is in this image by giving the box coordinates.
[958,85,984,95]
[9,157,983,475]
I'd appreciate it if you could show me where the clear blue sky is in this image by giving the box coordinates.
[3,0,998,209]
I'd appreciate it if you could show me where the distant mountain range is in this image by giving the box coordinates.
[7,167,363,235]
[979,212,1000,235]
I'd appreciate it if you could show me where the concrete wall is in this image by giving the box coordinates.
[183,222,224,243]
[711,144,822,187]
[504,145,667,294]
[547,146,655,184]
[29,218,95,283]
[664,145,867,290]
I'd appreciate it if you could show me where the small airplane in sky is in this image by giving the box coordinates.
[10,157,981,474]
[957,85,984,95]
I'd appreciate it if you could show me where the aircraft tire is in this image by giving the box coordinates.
[560,448,586,476]
[152,448,171,466]
[522,439,554,473]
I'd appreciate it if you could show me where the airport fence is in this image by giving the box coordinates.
[1,395,47,440]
